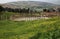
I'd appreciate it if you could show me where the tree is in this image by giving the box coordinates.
[0,5,4,20]
[43,9,47,12]
[57,8,60,12]
[0,5,3,12]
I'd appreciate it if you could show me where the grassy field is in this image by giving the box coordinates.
[0,17,60,39]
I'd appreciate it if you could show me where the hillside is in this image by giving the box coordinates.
[1,1,60,8]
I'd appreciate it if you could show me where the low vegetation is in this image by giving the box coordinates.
[0,17,60,39]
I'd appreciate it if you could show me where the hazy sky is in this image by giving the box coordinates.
[0,0,60,5]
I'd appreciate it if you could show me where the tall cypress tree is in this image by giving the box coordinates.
[0,5,4,20]
[0,5,3,12]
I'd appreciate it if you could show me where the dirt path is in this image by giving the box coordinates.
[12,17,49,21]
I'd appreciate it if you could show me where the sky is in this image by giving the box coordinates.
[0,0,60,5]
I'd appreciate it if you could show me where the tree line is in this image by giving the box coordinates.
[43,8,60,12]
[0,5,60,13]
[0,6,34,13]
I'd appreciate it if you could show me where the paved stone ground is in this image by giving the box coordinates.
[12,17,49,21]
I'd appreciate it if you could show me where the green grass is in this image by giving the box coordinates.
[0,17,60,39]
